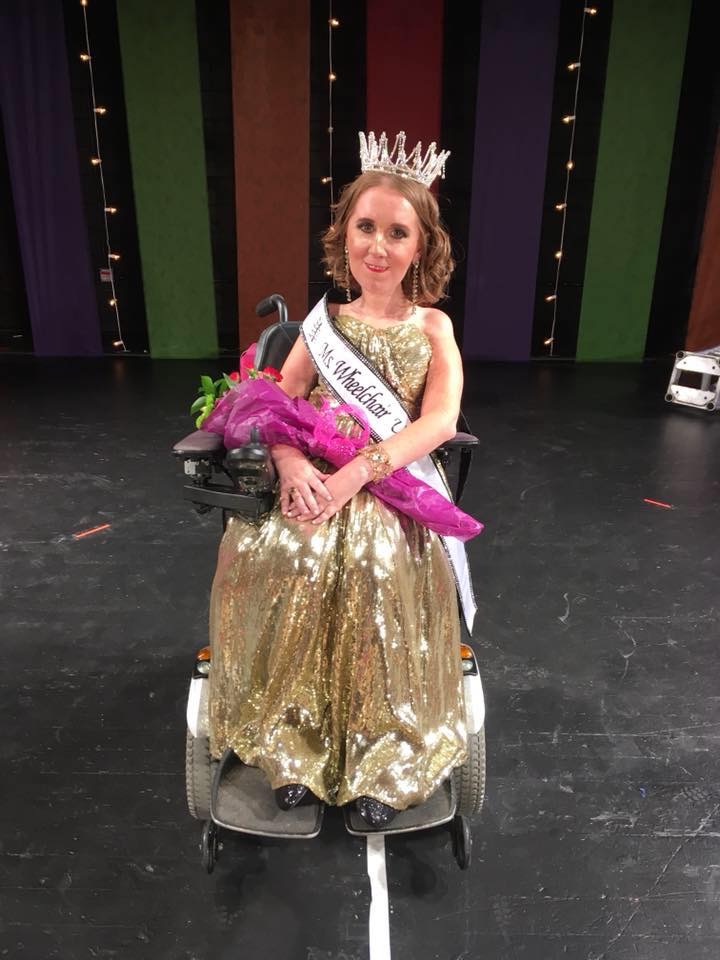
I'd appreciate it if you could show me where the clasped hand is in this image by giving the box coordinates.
[273,445,371,525]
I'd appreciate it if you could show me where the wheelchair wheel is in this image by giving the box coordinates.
[200,820,220,873]
[453,727,486,816]
[450,815,472,870]
[185,730,217,821]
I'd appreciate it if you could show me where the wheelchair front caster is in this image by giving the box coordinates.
[450,814,472,870]
[200,820,220,873]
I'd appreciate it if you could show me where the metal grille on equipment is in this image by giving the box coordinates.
[665,346,720,412]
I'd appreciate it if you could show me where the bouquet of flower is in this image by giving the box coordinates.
[200,376,483,542]
[189,343,282,427]
[194,342,482,541]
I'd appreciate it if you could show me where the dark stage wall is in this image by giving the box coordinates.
[0,0,718,360]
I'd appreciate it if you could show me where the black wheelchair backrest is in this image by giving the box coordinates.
[254,322,301,372]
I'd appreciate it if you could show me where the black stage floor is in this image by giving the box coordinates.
[2,356,719,959]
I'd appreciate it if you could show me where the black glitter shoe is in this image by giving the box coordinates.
[356,796,398,827]
[274,783,309,810]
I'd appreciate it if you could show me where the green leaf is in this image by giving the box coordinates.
[200,375,215,395]
[190,396,206,414]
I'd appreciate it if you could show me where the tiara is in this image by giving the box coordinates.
[358,131,450,188]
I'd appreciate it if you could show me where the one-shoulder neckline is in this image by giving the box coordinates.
[334,313,431,344]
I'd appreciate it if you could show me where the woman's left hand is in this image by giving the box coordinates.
[287,457,372,524]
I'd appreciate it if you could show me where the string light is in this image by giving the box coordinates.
[79,1,127,352]
[544,7,598,356]
[324,2,337,222]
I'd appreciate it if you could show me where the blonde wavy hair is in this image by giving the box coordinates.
[321,171,454,305]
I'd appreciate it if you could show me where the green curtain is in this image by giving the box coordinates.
[576,0,691,361]
[117,0,218,358]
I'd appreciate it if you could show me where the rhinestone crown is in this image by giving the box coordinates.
[358,131,450,188]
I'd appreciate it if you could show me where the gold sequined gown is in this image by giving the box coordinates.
[208,315,467,809]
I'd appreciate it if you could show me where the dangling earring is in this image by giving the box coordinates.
[411,260,419,315]
[344,247,351,302]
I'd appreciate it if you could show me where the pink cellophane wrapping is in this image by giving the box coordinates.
[202,378,483,542]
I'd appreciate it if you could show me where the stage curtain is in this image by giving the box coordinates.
[229,0,310,347]
[576,0,691,362]
[685,132,720,352]
[0,0,101,356]
[462,0,561,361]
[365,0,443,148]
[116,0,218,358]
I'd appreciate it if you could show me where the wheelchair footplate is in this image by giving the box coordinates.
[210,750,324,839]
[343,778,456,836]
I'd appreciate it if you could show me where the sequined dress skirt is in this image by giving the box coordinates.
[207,483,468,810]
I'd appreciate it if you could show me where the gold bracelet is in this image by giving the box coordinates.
[357,443,393,483]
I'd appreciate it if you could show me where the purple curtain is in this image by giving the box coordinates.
[0,1,101,355]
[463,0,560,361]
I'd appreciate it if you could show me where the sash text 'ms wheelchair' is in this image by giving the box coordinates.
[173,295,486,873]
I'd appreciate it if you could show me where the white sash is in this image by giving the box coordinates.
[301,294,477,634]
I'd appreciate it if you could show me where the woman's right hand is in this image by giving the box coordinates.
[271,444,333,519]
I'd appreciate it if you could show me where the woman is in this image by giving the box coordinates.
[205,132,481,827]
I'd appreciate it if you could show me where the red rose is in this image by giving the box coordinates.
[239,342,257,381]
[228,371,240,381]
[261,366,283,382]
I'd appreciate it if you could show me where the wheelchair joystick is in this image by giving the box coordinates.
[224,427,276,494]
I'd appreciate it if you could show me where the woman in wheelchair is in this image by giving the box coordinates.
[204,132,482,828]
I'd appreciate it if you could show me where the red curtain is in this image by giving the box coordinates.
[229,0,310,346]
[365,0,444,152]
[686,132,720,352]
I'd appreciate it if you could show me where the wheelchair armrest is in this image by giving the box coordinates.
[440,431,479,448]
[434,431,478,507]
[172,430,224,458]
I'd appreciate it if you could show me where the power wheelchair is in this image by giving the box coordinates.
[173,294,486,873]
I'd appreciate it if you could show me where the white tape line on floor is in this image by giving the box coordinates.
[366,834,391,960]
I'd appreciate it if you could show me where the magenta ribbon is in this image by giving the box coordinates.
[202,378,483,542]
